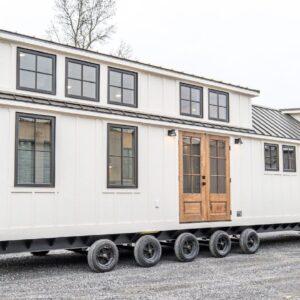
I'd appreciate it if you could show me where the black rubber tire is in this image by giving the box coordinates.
[239,229,260,254]
[174,233,199,262]
[209,230,231,258]
[31,251,49,256]
[134,235,162,267]
[87,239,119,273]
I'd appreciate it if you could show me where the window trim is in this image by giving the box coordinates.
[107,67,138,108]
[107,123,138,189]
[282,145,296,173]
[65,57,100,102]
[14,112,56,188]
[179,83,203,118]
[16,47,56,95]
[208,89,230,123]
[264,143,279,172]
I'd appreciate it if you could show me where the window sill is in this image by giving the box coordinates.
[102,190,141,195]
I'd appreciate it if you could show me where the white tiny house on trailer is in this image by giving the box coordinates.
[0,30,299,272]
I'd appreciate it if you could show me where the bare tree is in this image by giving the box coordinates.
[47,0,116,50]
[112,40,133,59]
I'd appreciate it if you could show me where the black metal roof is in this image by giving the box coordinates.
[0,29,260,94]
[252,105,300,140]
[1,92,300,141]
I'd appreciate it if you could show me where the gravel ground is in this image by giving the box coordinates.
[0,232,299,300]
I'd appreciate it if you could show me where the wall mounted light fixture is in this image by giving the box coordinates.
[234,138,243,145]
[168,129,177,137]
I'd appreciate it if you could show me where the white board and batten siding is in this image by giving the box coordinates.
[0,30,299,242]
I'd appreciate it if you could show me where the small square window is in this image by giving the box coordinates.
[108,68,138,107]
[66,58,99,101]
[180,83,203,118]
[264,144,279,171]
[283,145,296,172]
[208,90,229,122]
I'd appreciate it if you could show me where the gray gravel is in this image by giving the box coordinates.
[0,232,299,300]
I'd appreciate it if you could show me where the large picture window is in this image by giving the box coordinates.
[108,67,137,107]
[17,48,56,94]
[66,58,99,101]
[107,124,137,188]
[209,90,229,122]
[264,143,279,171]
[15,113,55,187]
[283,145,296,172]
[180,83,203,118]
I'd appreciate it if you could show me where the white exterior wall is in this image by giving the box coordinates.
[0,39,254,130]
[0,104,299,241]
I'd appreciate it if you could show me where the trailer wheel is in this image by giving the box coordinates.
[239,229,260,254]
[209,231,231,258]
[174,233,199,262]
[87,239,119,273]
[134,235,162,267]
[31,251,49,256]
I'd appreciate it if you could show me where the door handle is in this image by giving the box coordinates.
[202,182,206,186]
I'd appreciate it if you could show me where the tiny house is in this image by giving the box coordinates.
[0,30,299,272]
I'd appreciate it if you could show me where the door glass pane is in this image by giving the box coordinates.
[210,140,217,157]
[108,156,122,186]
[37,73,52,91]
[183,155,190,174]
[109,127,121,156]
[218,176,226,193]
[191,138,200,155]
[210,158,217,175]
[20,70,35,89]
[218,158,226,176]
[192,175,201,193]
[68,62,82,79]
[109,86,122,102]
[83,65,96,82]
[210,176,217,193]
[218,141,225,158]
[191,156,200,174]
[37,56,52,74]
[68,79,81,96]
[83,82,96,99]
[183,175,192,193]
[110,71,122,87]
[123,73,134,89]
[181,100,190,114]
[20,52,36,71]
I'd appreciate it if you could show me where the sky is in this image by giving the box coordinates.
[0,0,299,108]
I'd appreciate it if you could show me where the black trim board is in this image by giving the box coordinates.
[0,92,256,135]
[0,222,299,254]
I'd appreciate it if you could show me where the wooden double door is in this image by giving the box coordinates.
[179,131,231,223]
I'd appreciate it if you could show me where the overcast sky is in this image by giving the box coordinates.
[0,0,299,108]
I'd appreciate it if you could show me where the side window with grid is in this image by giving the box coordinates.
[264,143,279,171]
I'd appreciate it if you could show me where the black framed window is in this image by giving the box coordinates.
[17,48,56,95]
[108,67,137,107]
[283,145,296,172]
[180,83,203,118]
[15,113,55,187]
[107,124,137,188]
[66,58,99,101]
[264,143,279,171]
[209,90,229,122]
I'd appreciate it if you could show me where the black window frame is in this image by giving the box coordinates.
[179,83,203,118]
[16,47,56,95]
[107,124,138,189]
[65,58,100,102]
[208,89,230,122]
[15,112,56,187]
[108,67,138,108]
[282,145,296,172]
[264,143,279,172]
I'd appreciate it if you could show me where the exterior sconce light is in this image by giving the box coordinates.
[234,138,243,145]
[168,129,177,137]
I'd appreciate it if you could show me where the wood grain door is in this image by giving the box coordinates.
[179,132,231,223]
[207,135,231,221]
[179,131,207,223]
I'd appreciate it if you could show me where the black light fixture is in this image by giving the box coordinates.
[234,137,243,145]
[168,129,177,137]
